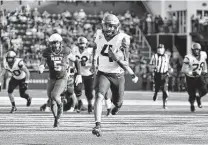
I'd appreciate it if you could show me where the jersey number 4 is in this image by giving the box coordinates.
[101,44,113,62]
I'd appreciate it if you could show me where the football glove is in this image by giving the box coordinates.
[131,75,138,83]
[192,71,200,77]
[75,75,82,86]
[38,65,45,74]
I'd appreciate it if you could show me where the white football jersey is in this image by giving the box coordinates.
[94,29,130,73]
[72,46,93,76]
[183,51,207,77]
[3,58,26,80]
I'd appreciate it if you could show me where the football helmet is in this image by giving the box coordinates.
[191,43,201,56]
[48,33,63,54]
[77,37,88,51]
[157,44,165,55]
[102,14,120,38]
[6,51,16,67]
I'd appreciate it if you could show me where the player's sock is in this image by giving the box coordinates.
[11,102,15,107]
[51,101,57,118]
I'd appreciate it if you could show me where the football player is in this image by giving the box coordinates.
[0,51,32,113]
[181,43,208,112]
[38,33,82,127]
[91,14,138,137]
[71,36,95,114]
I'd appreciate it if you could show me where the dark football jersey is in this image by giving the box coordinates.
[42,47,70,79]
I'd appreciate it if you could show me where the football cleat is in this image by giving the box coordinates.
[53,118,60,128]
[153,95,157,101]
[111,107,120,115]
[77,100,83,113]
[163,100,167,109]
[106,108,112,117]
[26,97,32,107]
[190,105,195,112]
[88,104,93,114]
[92,124,102,137]
[40,104,46,111]
[196,97,202,108]
[10,106,17,113]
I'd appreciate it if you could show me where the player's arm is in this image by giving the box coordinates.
[149,54,156,73]
[108,36,138,83]
[68,53,82,85]
[19,60,30,83]
[181,56,193,76]
[38,56,47,74]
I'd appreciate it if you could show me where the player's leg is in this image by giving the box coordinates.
[7,77,19,113]
[104,90,112,116]
[51,78,67,127]
[92,71,110,137]
[196,76,208,108]
[64,76,77,112]
[47,79,57,119]
[74,79,83,113]
[110,73,125,115]
[186,76,197,112]
[153,73,161,101]
[19,78,32,107]
[83,74,94,114]
[161,74,169,109]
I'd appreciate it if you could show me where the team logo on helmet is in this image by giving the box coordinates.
[49,33,63,54]
[102,14,120,38]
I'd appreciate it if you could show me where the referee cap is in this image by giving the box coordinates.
[157,44,164,48]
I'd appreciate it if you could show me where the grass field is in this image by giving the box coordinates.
[0,90,208,145]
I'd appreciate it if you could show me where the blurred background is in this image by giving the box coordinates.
[0,0,208,91]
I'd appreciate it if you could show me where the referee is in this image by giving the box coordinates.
[149,44,172,109]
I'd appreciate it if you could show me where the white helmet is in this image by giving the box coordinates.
[49,33,63,53]
[191,42,201,56]
[102,14,120,37]
[77,37,88,51]
[6,51,17,66]
[48,33,63,42]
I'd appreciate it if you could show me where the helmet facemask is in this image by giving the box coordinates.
[192,43,201,57]
[50,41,62,54]
[6,51,16,67]
[102,22,120,38]
[102,14,120,39]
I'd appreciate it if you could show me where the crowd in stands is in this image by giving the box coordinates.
[0,2,186,91]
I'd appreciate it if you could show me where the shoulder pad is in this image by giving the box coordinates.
[183,55,190,64]
[18,59,24,68]
[87,47,93,54]
[201,51,207,59]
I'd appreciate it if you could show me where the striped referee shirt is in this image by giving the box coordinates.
[149,53,170,73]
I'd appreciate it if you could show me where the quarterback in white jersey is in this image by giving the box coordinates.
[0,51,32,113]
[181,43,208,112]
[91,14,138,137]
